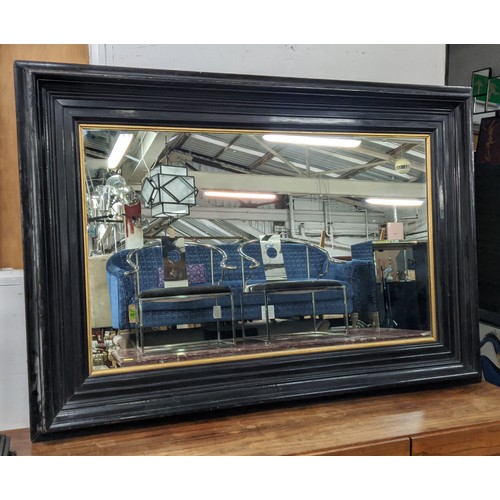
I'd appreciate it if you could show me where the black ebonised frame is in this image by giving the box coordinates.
[14,61,480,441]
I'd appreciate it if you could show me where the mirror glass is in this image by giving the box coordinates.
[81,127,434,374]
[472,67,491,114]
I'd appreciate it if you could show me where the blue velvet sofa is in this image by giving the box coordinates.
[105,239,379,332]
[480,332,500,387]
[230,240,377,326]
[106,242,236,331]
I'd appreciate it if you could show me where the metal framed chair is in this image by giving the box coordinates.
[237,236,350,343]
[125,240,237,354]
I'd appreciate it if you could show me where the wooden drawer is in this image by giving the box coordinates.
[412,421,500,455]
[308,438,410,456]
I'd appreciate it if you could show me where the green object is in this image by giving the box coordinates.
[487,77,500,105]
[128,304,136,323]
[473,73,489,97]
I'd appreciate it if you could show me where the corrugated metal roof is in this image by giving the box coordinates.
[83,128,429,251]
[178,132,426,183]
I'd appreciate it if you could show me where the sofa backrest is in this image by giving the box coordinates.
[283,243,328,279]
[185,244,223,285]
[108,240,332,291]
[106,245,164,293]
[351,241,375,261]
[237,240,330,283]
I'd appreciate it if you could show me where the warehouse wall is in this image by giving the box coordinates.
[91,44,446,85]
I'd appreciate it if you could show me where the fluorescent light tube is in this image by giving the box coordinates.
[263,134,361,148]
[204,191,277,200]
[366,198,424,207]
[108,133,134,170]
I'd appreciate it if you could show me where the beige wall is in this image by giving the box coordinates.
[0,44,89,268]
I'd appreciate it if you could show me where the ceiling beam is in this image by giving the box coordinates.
[155,132,189,165]
[250,136,303,176]
[192,171,426,199]
[212,134,241,160]
[337,144,418,179]
[190,206,288,222]
[247,148,281,171]
[183,151,250,174]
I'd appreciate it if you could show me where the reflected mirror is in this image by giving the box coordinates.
[82,127,434,374]
[472,67,491,114]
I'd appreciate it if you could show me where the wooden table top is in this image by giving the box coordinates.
[4,381,500,455]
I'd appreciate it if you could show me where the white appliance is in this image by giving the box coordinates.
[0,269,29,431]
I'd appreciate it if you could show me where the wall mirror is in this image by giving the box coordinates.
[83,127,433,374]
[15,61,480,440]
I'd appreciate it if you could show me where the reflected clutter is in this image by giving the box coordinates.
[82,128,433,374]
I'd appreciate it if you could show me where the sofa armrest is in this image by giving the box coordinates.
[105,245,163,330]
[323,259,379,313]
[106,265,135,330]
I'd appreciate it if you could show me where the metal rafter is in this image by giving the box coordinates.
[182,150,250,174]
[337,143,418,179]
[247,148,282,171]
[250,136,303,176]
[212,134,241,160]
[154,133,189,167]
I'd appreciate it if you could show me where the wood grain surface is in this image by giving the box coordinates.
[0,44,88,268]
[412,421,500,455]
[4,381,500,455]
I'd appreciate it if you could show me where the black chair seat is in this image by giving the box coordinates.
[245,279,344,293]
[139,284,232,299]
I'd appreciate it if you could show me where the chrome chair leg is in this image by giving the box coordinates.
[138,300,145,354]
[264,291,271,344]
[311,291,317,332]
[240,294,246,339]
[230,294,236,345]
[343,285,349,334]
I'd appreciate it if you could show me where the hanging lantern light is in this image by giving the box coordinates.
[141,165,198,217]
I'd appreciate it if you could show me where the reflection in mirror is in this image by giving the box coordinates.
[472,67,491,114]
[81,128,433,373]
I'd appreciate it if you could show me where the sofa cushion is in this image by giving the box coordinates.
[245,279,345,293]
[140,284,232,299]
[186,263,206,284]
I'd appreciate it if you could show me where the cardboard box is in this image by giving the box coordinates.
[386,222,404,240]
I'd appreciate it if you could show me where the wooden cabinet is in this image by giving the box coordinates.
[307,438,411,456]
[5,382,500,455]
[412,421,500,456]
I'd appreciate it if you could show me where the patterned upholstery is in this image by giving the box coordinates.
[325,258,378,314]
[107,244,234,330]
[186,264,206,284]
[106,240,379,330]
[350,240,375,261]
[106,245,164,329]
[237,241,378,321]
